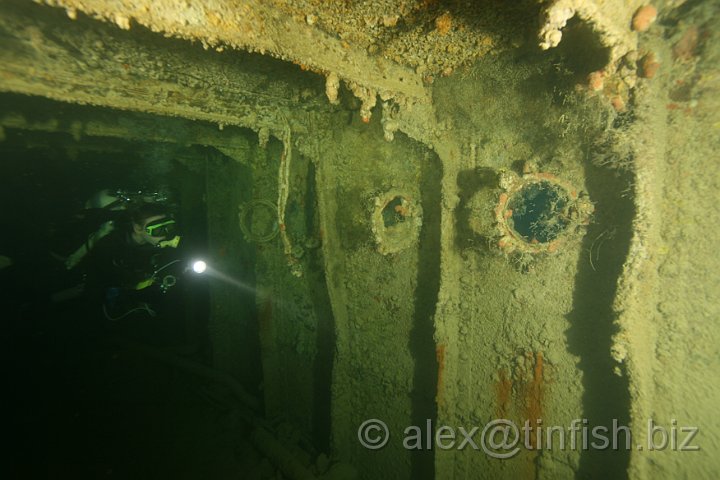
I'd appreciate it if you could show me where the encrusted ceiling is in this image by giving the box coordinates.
[35,0,653,120]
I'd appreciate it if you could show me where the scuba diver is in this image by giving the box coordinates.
[63,187,173,270]
[82,201,184,323]
[2,184,193,348]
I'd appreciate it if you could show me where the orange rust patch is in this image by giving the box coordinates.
[639,52,660,79]
[632,5,657,32]
[523,352,544,448]
[587,70,605,91]
[611,96,626,112]
[492,352,549,479]
[394,204,409,216]
[494,369,513,418]
[435,12,453,36]
[673,25,700,62]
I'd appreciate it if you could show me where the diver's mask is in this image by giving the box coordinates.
[145,217,181,248]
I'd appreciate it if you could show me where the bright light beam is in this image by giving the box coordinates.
[207,268,289,316]
[203,265,257,295]
[190,260,282,307]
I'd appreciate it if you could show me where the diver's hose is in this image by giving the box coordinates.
[102,302,156,321]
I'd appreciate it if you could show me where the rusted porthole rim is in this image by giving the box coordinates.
[494,172,592,255]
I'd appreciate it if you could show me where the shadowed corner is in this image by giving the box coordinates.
[409,150,443,480]
[566,159,635,479]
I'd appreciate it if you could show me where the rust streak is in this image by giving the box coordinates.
[494,368,513,418]
[525,351,544,448]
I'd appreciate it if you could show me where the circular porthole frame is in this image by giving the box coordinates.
[371,190,423,255]
[494,171,593,255]
[238,199,280,243]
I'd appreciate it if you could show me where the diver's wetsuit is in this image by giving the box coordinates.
[83,226,189,348]
[83,228,162,319]
[87,230,154,289]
